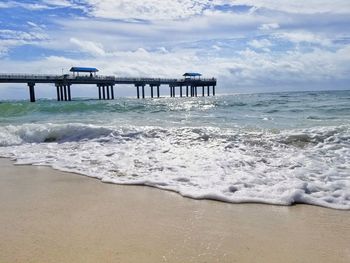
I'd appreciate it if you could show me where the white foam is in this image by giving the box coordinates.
[0,123,349,210]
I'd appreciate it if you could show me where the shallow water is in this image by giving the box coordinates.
[0,90,349,209]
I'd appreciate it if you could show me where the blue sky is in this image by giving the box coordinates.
[0,0,350,99]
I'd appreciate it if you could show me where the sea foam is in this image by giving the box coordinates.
[0,122,349,210]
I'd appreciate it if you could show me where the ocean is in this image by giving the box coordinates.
[0,90,349,210]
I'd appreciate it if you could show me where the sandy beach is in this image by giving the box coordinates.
[0,158,349,263]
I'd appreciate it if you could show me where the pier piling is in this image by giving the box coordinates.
[63,85,67,101]
[56,85,60,101]
[1,73,217,101]
[55,84,71,101]
[111,85,114,99]
[67,85,71,101]
[106,85,110,100]
[102,85,106,100]
[60,86,64,101]
[136,85,140,99]
[28,83,35,102]
[98,85,101,100]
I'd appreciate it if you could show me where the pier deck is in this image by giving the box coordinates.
[0,74,217,102]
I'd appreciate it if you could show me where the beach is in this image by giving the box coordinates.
[1,158,349,263]
[1,0,350,261]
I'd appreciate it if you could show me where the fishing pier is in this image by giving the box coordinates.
[0,67,217,102]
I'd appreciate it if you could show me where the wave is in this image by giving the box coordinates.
[0,123,113,146]
[0,100,153,117]
[0,123,349,210]
[0,97,227,119]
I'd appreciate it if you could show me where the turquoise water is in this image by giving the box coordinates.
[0,90,349,209]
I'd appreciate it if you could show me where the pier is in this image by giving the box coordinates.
[0,68,217,102]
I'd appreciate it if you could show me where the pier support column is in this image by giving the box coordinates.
[186,86,189,97]
[102,85,106,100]
[180,86,183,97]
[150,85,154,98]
[157,85,160,98]
[173,86,176,97]
[213,85,216,96]
[202,86,205,97]
[191,86,194,97]
[28,83,35,102]
[98,85,102,100]
[67,85,71,101]
[170,86,172,97]
[136,86,140,99]
[142,85,145,99]
[63,85,67,101]
[106,85,110,100]
[56,85,61,101]
[111,85,115,100]
[195,86,198,97]
[207,86,210,96]
[60,85,64,101]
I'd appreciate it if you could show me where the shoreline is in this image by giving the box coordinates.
[1,158,349,262]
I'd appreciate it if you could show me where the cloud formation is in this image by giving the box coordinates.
[233,0,350,14]
[0,0,349,97]
[75,0,350,20]
[81,0,212,20]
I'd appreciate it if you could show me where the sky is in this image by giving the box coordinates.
[0,0,350,99]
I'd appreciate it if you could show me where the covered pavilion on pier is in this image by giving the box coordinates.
[70,67,99,77]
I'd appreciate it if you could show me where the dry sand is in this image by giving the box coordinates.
[0,158,349,263]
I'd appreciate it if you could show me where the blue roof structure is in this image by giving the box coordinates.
[70,67,99,73]
[183,72,202,77]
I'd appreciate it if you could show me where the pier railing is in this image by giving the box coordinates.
[0,73,62,79]
[0,73,215,83]
[0,73,217,102]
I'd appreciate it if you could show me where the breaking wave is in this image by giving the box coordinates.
[0,122,349,210]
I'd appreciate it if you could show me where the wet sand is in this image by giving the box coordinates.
[0,158,349,263]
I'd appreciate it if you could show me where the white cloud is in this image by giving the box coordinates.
[248,39,272,50]
[230,46,350,86]
[42,0,72,7]
[79,0,235,20]
[76,0,350,21]
[0,0,77,10]
[70,38,106,56]
[1,0,349,96]
[1,43,349,92]
[50,11,269,52]
[0,2,12,8]
[27,21,39,27]
[274,32,332,46]
[2,0,350,18]
[233,0,350,14]
[0,29,49,57]
[0,29,48,41]
[259,23,279,30]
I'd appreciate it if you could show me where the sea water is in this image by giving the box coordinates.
[0,90,349,209]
